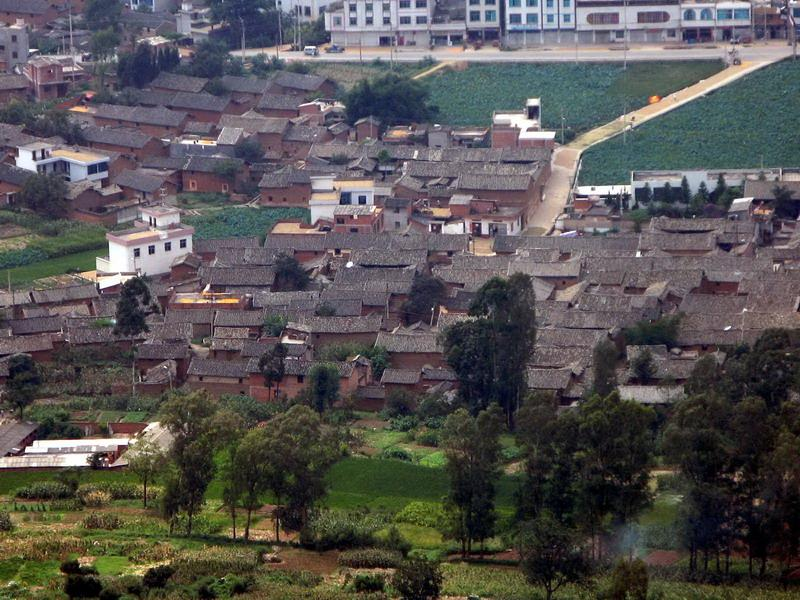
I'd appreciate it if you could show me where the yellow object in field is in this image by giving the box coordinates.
[648,95,661,104]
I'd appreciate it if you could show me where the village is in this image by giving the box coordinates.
[0,0,799,598]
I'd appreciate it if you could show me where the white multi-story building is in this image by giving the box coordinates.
[505,0,576,44]
[309,175,376,224]
[97,206,194,276]
[575,0,681,43]
[0,21,29,73]
[16,142,110,184]
[680,1,751,41]
[466,0,501,39]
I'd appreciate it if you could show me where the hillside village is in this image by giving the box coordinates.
[0,0,800,599]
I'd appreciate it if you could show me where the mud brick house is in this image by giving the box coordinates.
[163,308,214,339]
[30,284,98,312]
[82,126,166,161]
[0,0,59,29]
[185,357,250,396]
[212,309,266,339]
[255,93,302,118]
[181,155,246,194]
[0,74,29,103]
[285,314,383,347]
[149,71,208,94]
[219,113,289,156]
[266,71,336,97]
[375,329,445,370]
[115,168,179,202]
[0,333,54,361]
[193,237,261,262]
[0,161,30,205]
[90,104,188,137]
[199,264,275,292]
[167,92,233,124]
[247,356,372,402]
[221,75,270,105]
[135,342,191,383]
[258,167,314,207]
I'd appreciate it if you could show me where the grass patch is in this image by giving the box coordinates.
[579,59,800,184]
[93,555,130,576]
[379,523,444,550]
[4,248,100,286]
[309,61,424,91]
[429,61,724,136]
[15,559,61,587]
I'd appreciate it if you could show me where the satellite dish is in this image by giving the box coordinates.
[724,325,732,331]
[345,261,354,268]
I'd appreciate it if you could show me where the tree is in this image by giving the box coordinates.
[622,315,681,347]
[712,173,727,204]
[234,137,264,163]
[518,512,589,600]
[126,437,165,508]
[685,354,718,396]
[392,557,442,600]
[315,302,337,316]
[441,406,504,557]
[212,159,240,182]
[306,363,340,413]
[273,253,310,291]
[641,183,653,204]
[258,343,287,400]
[114,277,154,338]
[402,273,447,325]
[263,313,287,337]
[117,44,160,88]
[630,348,657,384]
[263,405,339,533]
[190,39,230,79]
[160,390,242,534]
[772,185,797,219]
[345,73,438,126]
[19,173,68,219]
[207,0,286,50]
[443,274,536,427]
[680,176,691,204]
[591,339,618,397]
[84,0,122,31]
[607,558,648,600]
[227,428,270,540]
[4,354,42,419]
[90,28,120,62]
[662,181,674,204]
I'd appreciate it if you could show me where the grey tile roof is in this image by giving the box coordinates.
[188,357,250,378]
[381,368,420,385]
[184,155,244,174]
[0,421,38,456]
[170,92,230,113]
[221,75,271,95]
[150,71,208,93]
[288,314,383,334]
[31,284,98,304]
[0,162,32,187]
[92,104,187,128]
[82,126,154,149]
[200,265,275,287]
[136,342,191,360]
[0,74,29,91]
[8,316,63,335]
[270,70,329,92]
[0,333,54,355]
[219,114,290,135]
[375,331,441,353]
[194,237,260,253]
[214,309,266,328]
[114,169,169,193]
[0,0,49,14]
[257,93,301,111]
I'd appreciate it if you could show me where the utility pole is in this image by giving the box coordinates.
[623,0,628,70]
[787,0,798,60]
[277,0,283,60]
[239,15,246,59]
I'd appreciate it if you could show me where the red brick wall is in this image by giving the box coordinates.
[388,351,445,371]
[258,183,311,207]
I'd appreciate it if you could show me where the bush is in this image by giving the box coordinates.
[0,510,13,531]
[16,481,74,500]
[395,502,447,530]
[64,574,103,599]
[171,547,261,582]
[414,430,440,447]
[142,565,175,589]
[82,512,122,530]
[79,490,111,508]
[353,573,385,593]
[338,548,403,569]
[387,416,418,432]
[604,559,648,600]
[381,447,413,462]
[301,510,387,551]
[381,525,412,556]
[655,472,685,493]
[385,390,416,418]
[392,557,442,600]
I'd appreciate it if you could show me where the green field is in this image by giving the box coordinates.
[428,61,724,135]
[578,59,800,184]
[184,206,310,240]
[4,248,100,286]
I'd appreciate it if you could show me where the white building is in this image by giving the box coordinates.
[16,142,110,184]
[309,175,376,224]
[467,0,501,39]
[0,21,29,73]
[575,0,682,43]
[505,0,576,44]
[680,1,752,41]
[96,206,194,276]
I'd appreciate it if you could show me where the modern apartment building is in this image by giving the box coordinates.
[0,21,28,73]
[325,0,753,46]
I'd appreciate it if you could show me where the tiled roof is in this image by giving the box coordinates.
[375,331,441,353]
[31,284,98,304]
[188,357,250,378]
[92,104,187,128]
[150,71,208,93]
[221,75,271,95]
[83,126,153,149]
[381,368,420,385]
[136,342,190,360]
[288,314,383,334]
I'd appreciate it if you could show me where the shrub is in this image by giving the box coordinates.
[260,569,322,588]
[353,573,385,593]
[414,430,440,447]
[395,501,447,530]
[655,472,685,493]
[392,557,442,600]
[338,548,403,569]
[142,564,175,589]
[0,510,13,531]
[381,525,412,556]
[387,416,418,432]
[301,510,387,551]
[171,547,261,582]
[49,499,83,511]
[15,481,73,500]
[64,574,103,599]
[385,390,416,418]
[128,541,177,565]
[82,512,122,530]
[80,490,111,508]
[381,447,413,462]
[604,558,648,600]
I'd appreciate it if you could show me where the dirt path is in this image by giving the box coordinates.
[412,61,454,80]
[525,59,777,235]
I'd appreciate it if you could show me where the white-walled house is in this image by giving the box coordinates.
[16,142,110,184]
[97,206,194,276]
[309,176,376,224]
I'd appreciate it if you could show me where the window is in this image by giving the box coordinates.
[336,217,345,224]
[297,375,304,383]
[333,15,342,24]
[683,9,696,20]
[148,245,155,255]
[699,8,712,19]
[99,163,108,172]
[526,0,537,7]
[88,164,98,175]
[469,10,480,20]
[11,35,16,42]
[134,248,140,258]
[587,12,620,24]
[416,15,427,23]
[716,8,732,19]
[349,2,356,10]
[165,241,172,252]
[733,8,749,19]
[415,0,426,7]
[509,0,520,6]
[563,0,569,6]
[526,13,538,23]
[469,0,480,4]
[221,183,229,193]
[189,179,197,191]
[485,0,495,5]
[382,2,389,9]
[365,2,372,10]
[180,239,187,249]
[366,16,373,23]
[349,16,357,24]
[11,51,17,59]
[399,15,411,23]
[485,9,496,20]
[546,0,552,7]
[395,221,401,229]
[383,16,391,23]
[509,12,521,22]
[564,13,570,21]
[637,11,669,23]
[358,194,368,204]
[546,13,553,22]
[340,192,353,204]
[304,6,310,15]
[399,0,410,7]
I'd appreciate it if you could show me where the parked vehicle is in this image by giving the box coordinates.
[304,45,319,56]
[326,44,345,53]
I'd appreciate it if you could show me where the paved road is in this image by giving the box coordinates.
[234,42,794,64]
